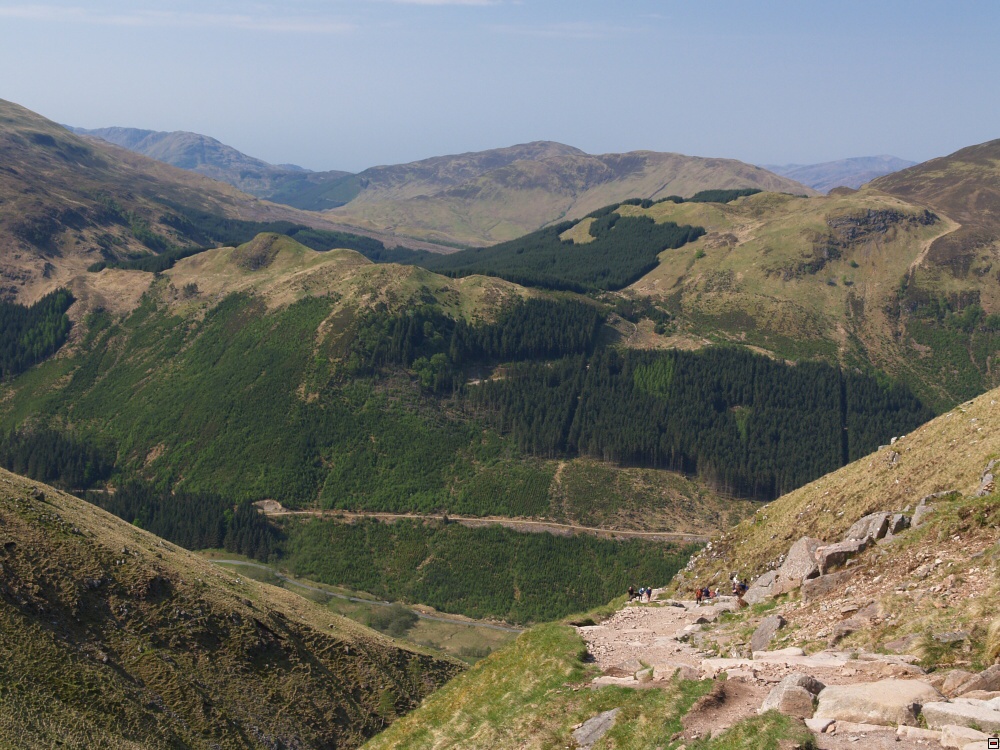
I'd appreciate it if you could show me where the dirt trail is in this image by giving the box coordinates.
[578,594,940,748]
[260,507,710,544]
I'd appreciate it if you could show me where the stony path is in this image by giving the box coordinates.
[576,594,949,748]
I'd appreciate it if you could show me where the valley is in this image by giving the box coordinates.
[1,92,999,748]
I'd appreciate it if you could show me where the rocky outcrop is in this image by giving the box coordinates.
[744,570,776,605]
[912,490,958,527]
[750,614,786,653]
[801,571,853,602]
[814,679,942,727]
[844,513,891,543]
[949,665,1000,697]
[975,459,998,497]
[815,539,870,573]
[771,537,822,596]
[922,701,1000,733]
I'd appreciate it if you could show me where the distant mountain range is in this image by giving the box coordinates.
[763,155,917,192]
[68,125,352,202]
[70,125,818,246]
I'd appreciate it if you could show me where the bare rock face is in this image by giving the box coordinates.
[814,679,943,727]
[814,539,870,573]
[744,570,776,605]
[845,512,891,543]
[801,570,853,603]
[922,701,1000,733]
[771,537,822,596]
[750,614,786,653]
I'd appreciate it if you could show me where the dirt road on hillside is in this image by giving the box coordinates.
[257,505,710,544]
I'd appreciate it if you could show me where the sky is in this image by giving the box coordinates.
[1,0,998,173]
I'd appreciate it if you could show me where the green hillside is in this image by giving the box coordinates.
[0,467,460,749]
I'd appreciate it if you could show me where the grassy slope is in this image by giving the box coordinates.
[326,150,815,247]
[0,467,461,749]
[363,622,710,750]
[618,188,995,408]
[677,382,1000,589]
[363,615,813,750]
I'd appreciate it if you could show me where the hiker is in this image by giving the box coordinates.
[695,587,703,604]
[628,585,635,601]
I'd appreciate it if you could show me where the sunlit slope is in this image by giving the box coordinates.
[0,98,450,306]
[679,382,1000,586]
[327,148,815,246]
[613,186,997,408]
[0,467,461,749]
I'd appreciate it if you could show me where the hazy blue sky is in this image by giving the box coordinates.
[1,0,998,172]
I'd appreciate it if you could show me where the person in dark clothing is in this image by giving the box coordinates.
[628,585,635,601]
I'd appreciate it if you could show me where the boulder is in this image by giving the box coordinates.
[886,513,910,536]
[814,679,943,727]
[940,724,990,748]
[895,725,942,741]
[750,615,786,653]
[912,490,957,527]
[759,673,824,718]
[953,665,1000,697]
[845,513,891,543]
[921,702,1000,733]
[814,539,870,573]
[771,537,822,595]
[572,708,620,749]
[805,717,834,733]
[759,685,814,719]
[801,570,853,602]
[635,667,654,683]
[744,570,776,605]
[943,670,978,697]
[975,459,998,497]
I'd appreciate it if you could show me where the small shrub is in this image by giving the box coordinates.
[367,603,419,638]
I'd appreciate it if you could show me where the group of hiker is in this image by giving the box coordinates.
[627,585,653,603]
[693,576,750,605]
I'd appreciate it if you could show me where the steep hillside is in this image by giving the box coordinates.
[324,146,815,246]
[0,98,450,305]
[679,383,999,590]
[615,183,998,407]
[0,467,460,749]
[70,125,353,202]
[765,155,916,192]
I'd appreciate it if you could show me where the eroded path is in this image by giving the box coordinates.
[577,595,945,748]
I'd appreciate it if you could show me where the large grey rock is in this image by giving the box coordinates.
[814,679,943,727]
[744,570,776,605]
[771,537,822,596]
[940,724,990,749]
[750,614,786,653]
[913,490,958,527]
[815,539,870,573]
[760,673,826,717]
[845,512,891,543]
[758,685,814,719]
[572,708,620,749]
[976,459,998,497]
[801,570,853,602]
[921,701,1000,733]
[886,513,910,536]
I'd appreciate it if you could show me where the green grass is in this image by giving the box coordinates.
[688,711,816,750]
[363,622,712,749]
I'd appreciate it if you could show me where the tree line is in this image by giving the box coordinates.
[0,289,74,381]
